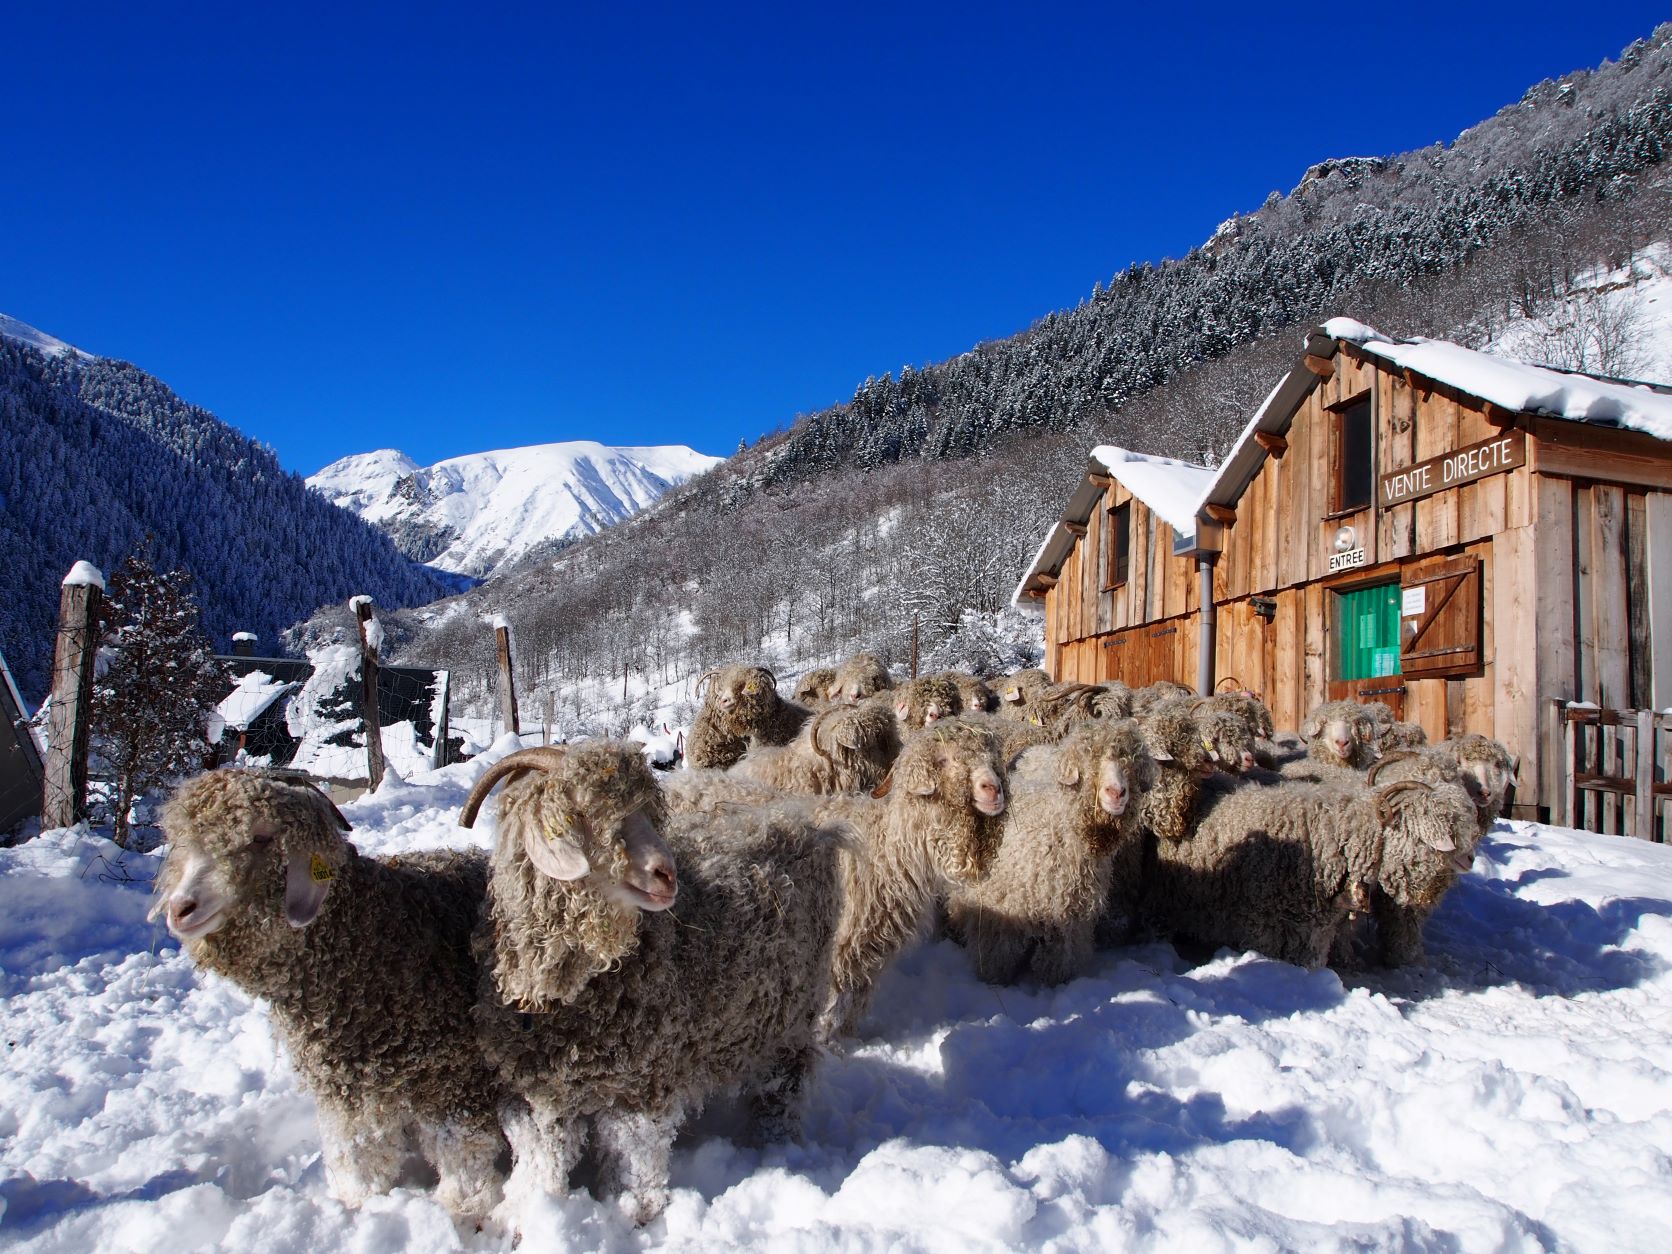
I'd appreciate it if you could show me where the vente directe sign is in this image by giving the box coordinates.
[1378,431,1525,507]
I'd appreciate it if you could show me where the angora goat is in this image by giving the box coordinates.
[463,743,842,1225]
[946,720,1154,985]
[155,770,503,1224]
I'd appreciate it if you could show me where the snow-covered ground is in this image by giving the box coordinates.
[3,757,1670,1253]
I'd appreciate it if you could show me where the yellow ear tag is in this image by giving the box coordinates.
[1202,736,1215,753]
[309,853,336,884]
[543,812,573,843]
[1030,716,1042,727]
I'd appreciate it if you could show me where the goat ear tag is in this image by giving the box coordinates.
[309,853,336,884]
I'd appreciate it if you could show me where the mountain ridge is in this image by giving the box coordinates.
[308,440,721,577]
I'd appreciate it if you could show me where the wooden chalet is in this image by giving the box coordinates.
[1018,320,1672,823]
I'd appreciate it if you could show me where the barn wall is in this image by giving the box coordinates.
[1038,345,1672,821]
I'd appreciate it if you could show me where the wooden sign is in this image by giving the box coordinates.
[1378,431,1525,507]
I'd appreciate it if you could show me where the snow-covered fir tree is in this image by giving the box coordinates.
[90,547,228,847]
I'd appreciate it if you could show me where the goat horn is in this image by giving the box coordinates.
[694,669,720,699]
[1215,675,1244,694]
[1366,750,1424,787]
[808,708,837,765]
[762,667,779,688]
[1374,778,1432,827]
[459,746,570,828]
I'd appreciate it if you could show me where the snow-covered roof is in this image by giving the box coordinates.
[1198,319,1672,527]
[1089,446,1218,536]
[1012,446,1215,605]
[216,671,300,732]
[1322,317,1672,441]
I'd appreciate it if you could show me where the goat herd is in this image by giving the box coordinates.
[148,654,1518,1235]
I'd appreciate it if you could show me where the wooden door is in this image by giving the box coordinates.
[1327,580,1407,716]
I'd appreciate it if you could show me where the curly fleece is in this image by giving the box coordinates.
[471,741,844,1222]
[158,770,502,1221]
[685,665,812,769]
[1145,770,1480,969]
[947,720,1154,986]
[808,715,1008,1038]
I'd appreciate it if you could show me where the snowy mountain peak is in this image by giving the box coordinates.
[309,439,723,577]
[0,313,90,359]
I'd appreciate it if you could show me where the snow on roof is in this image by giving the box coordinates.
[216,671,299,732]
[1090,446,1218,537]
[231,632,258,642]
[61,561,105,590]
[1011,446,1216,606]
[1323,317,1672,442]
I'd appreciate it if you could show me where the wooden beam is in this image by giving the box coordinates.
[1020,587,1046,600]
[354,597,386,791]
[1203,502,1237,527]
[1482,400,1516,428]
[1253,431,1288,458]
[1302,353,1335,379]
[1088,473,1113,488]
[1402,367,1432,400]
[1065,520,1088,538]
[1033,573,1059,589]
[41,565,102,830]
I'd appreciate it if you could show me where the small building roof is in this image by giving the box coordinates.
[1197,319,1672,524]
[1322,317,1672,441]
[216,669,301,733]
[1012,446,1216,604]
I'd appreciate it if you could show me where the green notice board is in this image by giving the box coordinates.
[1335,582,1402,681]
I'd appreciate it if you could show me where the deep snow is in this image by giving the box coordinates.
[2,752,1670,1253]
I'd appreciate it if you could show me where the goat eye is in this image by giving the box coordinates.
[251,831,276,847]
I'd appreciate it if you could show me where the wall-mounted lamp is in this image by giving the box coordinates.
[1249,596,1277,621]
[1334,525,1357,553]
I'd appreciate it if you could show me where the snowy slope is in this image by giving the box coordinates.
[0,313,89,359]
[309,441,723,577]
[3,757,1670,1252]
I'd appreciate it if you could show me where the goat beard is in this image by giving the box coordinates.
[1078,790,1132,859]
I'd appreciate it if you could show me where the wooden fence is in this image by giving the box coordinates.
[1547,701,1672,841]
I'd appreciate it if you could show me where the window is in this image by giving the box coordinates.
[1332,396,1374,514]
[1333,582,1401,681]
[1104,502,1130,589]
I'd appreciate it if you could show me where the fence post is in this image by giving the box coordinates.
[1635,708,1655,841]
[542,690,554,747]
[910,613,920,680]
[495,620,519,737]
[41,562,103,830]
[1562,706,1579,830]
[352,597,385,791]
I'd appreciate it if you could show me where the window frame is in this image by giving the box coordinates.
[1103,500,1131,591]
[1326,391,1376,519]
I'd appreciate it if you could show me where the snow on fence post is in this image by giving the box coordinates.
[351,596,385,791]
[493,618,519,737]
[41,561,103,830]
[542,689,554,747]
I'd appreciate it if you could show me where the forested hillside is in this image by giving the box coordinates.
[767,30,1670,480]
[347,28,1671,734]
[0,338,456,702]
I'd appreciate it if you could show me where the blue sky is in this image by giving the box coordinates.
[2,3,1665,473]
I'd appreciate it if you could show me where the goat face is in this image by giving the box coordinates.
[154,772,352,939]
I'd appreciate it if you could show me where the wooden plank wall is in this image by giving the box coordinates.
[1046,476,1198,676]
[1040,347,1671,819]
